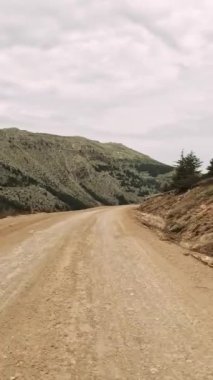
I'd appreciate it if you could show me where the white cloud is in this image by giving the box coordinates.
[0,0,212,166]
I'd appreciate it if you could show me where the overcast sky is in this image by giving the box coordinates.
[0,0,213,166]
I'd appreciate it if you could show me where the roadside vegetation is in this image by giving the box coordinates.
[170,150,213,193]
[138,151,213,262]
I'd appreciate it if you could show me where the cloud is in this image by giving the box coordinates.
[0,0,212,166]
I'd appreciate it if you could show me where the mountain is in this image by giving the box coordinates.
[0,128,172,216]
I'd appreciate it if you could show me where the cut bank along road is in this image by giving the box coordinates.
[0,206,212,380]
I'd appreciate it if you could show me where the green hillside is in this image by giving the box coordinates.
[0,128,172,216]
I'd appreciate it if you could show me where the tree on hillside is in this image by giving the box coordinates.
[172,151,202,192]
[206,159,213,177]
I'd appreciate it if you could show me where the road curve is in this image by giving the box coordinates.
[0,206,212,379]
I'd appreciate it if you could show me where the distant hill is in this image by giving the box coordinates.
[0,128,172,216]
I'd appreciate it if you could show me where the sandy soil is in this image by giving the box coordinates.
[0,206,212,379]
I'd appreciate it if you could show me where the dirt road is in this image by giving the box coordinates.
[0,206,212,380]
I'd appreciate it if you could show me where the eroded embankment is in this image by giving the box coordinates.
[137,182,213,266]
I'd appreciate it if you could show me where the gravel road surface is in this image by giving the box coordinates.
[0,206,212,379]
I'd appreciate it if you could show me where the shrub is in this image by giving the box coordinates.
[172,151,202,193]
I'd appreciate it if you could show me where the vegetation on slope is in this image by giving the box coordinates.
[0,128,172,216]
[168,150,213,193]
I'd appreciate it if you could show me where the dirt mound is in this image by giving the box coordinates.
[138,183,213,262]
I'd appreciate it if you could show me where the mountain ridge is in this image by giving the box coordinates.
[0,128,172,216]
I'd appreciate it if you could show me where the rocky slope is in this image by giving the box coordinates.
[138,180,213,263]
[0,128,172,216]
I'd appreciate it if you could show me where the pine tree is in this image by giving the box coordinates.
[206,159,213,177]
[172,151,202,192]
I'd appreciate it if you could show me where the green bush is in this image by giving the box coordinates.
[172,151,202,193]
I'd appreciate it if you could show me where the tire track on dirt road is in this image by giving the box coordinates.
[0,206,212,379]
